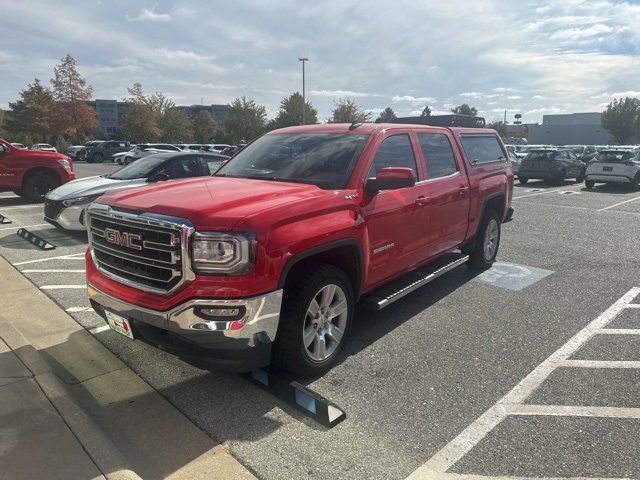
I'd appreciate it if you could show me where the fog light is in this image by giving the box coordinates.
[194,306,246,322]
[200,307,240,317]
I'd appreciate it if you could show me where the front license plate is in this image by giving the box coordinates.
[104,310,134,339]
[603,166,613,172]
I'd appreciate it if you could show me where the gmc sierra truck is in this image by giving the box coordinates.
[85,119,513,376]
[0,138,75,201]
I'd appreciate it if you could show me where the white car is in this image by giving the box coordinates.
[206,143,231,153]
[585,149,640,190]
[10,142,26,149]
[112,150,136,165]
[126,143,183,164]
[31,143,57,152]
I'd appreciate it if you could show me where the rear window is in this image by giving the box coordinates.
[596,151,638,162]
[528,151,557,161]
[460,135,506,165]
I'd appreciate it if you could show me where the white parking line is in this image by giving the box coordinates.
[0,204,42,210]
[406,287,640,479]
[40,285,86,290]
[66,307,93,313]
[510,202,590,211]
[561,359,640,369]
[598,328,640,335]
[13,253,85,266]
[0,223,48,231]
[508,404,640,419]
[89,325,110,335]
[22,269,85,273]
[597,195,640,212]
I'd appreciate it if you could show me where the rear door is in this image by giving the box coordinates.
[416,132,470,256]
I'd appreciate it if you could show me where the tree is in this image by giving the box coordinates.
[50,54,97,140]
[421,105,432,117]
[328,98,372,123]
[451,104,478,116]
[119,82,161,143]
[601,97,640,144]
[192,110,217,143]
[126,82,146,104]
[271,92,318,129]
[160,107,193,143]
[224,97,267,144]
[5,79,57,142]
[376,107,397,122]
[147,92,175,116]
[486,120,507,139]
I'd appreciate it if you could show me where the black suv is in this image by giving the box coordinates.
[519,148,586,185]
[85,140,131,163]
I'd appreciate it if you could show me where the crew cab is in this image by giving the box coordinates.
[0,138,75,201]
[85,120,513,376]
[585,148,640,190]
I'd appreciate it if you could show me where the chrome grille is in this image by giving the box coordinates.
[88,207,192,293]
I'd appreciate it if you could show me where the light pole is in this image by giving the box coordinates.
[298,57,309,125]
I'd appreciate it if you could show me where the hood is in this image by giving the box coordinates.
[96,176,339,229]
[46,175,146,200]
[16,148,67,160]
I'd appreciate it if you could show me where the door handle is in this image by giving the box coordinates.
[459,186,469,196]
[416,196,429,207]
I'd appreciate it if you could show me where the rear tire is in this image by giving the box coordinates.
[632,174,640,192]
[585,180,595,189]
[92,153,104,163]
[273,264,353,377]
[23,173,59,202]
[518,177,528,185]
[468,211,501,270]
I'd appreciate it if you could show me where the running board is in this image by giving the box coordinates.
[362,252,469,310]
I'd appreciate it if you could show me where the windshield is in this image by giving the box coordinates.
[596,151,638,162]
[216,133,369,189]
[528,151,557,160]
[108,155,168,180]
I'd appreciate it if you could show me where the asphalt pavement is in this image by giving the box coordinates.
[1,165,639,480]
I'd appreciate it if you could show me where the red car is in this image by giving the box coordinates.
[86,120,513,376]
[0,139,75,201]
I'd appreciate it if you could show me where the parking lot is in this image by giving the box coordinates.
[1,163,640,479]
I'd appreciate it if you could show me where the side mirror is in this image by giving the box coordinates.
[365,167,416,195]
[147,172,170,183]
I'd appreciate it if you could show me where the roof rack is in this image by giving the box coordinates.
[377,114,486,128]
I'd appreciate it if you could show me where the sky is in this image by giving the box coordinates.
[2,0,640,124]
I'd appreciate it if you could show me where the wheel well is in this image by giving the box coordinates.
[22,168,60,188]
[484,194,505,219]
[280,244,363,299]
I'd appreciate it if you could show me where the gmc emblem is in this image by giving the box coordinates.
[104,228,142,250]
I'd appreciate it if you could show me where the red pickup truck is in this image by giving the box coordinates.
[0,139,76,201]
[86,121,513,376]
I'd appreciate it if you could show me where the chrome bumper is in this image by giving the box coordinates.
[87,284,283,346]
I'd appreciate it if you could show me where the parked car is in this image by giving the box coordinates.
[178,143,206,151]
[75,141,105,161]
[10,143,26,149]
[505,144,525,159]
[518,148,586,185]
[112,149,135,165]
[85,121,513,376]
[219,144,245,157]
[508,150,521,175]
[31,143,57,153]
[205,143,231,153]
[45,152,227,231]
[84,140,131,163]
[0,138,75,201]
[565,145,598,163]
[126,144,183,164]
[585,149,640,190]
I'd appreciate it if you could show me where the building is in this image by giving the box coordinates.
[86,100,229,138]
[528,113,610,145]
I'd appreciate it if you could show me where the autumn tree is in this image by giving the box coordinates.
[376,107,396,122]
[601,97,640,144]
[486,120,507,139]
[5,79,57,142]
[192,110,217,143]
[270,92,318,129]
[50,54,97,140]
[147,92,175,116]
[328,98,372,123]
[224,97,267,144]
[421,105,432,117]
[451,104,478,116]
[160,107,193,143]
[119,82,161,142]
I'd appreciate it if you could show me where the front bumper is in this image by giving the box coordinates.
[87,284,283,372]
[44,200,88,231]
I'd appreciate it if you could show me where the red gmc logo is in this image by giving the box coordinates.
[104,228,142,250]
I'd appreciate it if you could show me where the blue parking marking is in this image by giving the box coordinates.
[472,262,553,291]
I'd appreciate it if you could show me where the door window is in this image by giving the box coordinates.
[418,133,458,179]
[204,157,225,174]
[156,156,202,179]
[368,134,417,178]
[460,136,506,165]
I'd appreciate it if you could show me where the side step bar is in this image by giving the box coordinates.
[363,252,469,310]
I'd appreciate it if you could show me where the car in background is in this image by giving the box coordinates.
[219,144,245,157]
[10,143,26,149]
[518,148,586,185]
[565,145,598,163]
[45,152,227,231]
[68,141,104,160]
[205,143,231,153]
[585,149,640,190]
[31,143,57,152]
[126,143,183,164]
[178,143,206,151]
[508,150,521,176]
[112,148,136,165]
[84,140,131,163]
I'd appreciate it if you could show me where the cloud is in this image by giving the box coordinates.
[310,90,382,98]
[611,91,640,98]
[126,8,171,22]
[391,95,436,103]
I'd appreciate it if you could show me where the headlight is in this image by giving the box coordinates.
[57,158,72,171]
[191,232,255,275]
[62,194,102,207]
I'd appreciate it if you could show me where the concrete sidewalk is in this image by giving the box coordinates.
[0,256,256,480]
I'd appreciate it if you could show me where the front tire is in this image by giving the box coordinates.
[468,211,501,270]
[124,156,133,165]
[273,264,353,377]
[92,153,104,163]
[23,173,60,202]
[518,177,528,185]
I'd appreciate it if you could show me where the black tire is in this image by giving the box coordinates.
[632,174,640,192]
[273,264,354,377]
[124,156,133,165]
[518,177,528,185]
[551,171,565,186]
[468,210,501,270]
[576,172,585,183]
[585,180,595,189]
[92,153,104,163]
[23,173,60,202]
